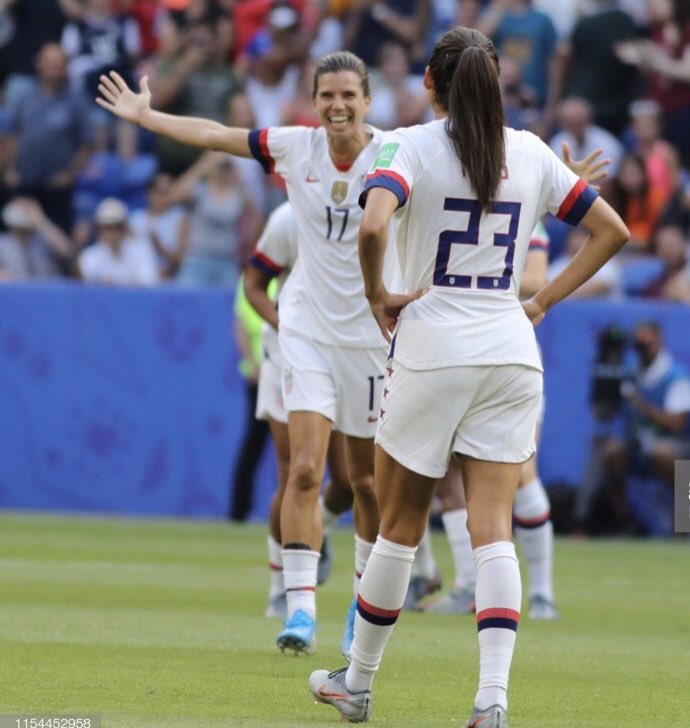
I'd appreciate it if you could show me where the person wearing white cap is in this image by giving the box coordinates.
[78,197,158,285]
[0,197,73,280]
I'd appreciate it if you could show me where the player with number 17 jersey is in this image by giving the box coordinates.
[250,124,398,350]
[361,122,598,372]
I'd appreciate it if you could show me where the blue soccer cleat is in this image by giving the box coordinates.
[341,596,357,660]
[277,609,316,654]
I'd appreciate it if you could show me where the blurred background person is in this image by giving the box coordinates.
[78,196,158,284]
[0,197,74,280]
[640,223,690,301]
[5,42,94,233]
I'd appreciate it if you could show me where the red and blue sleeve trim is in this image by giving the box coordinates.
[249,250,283,278]
[557,179,598,226]
[528,238,549,251]
[476,607,520,632]
[358,170,410,210]
[357,594,400,626]
[248,128,275,174]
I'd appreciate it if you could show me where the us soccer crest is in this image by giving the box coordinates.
[331,181,348,204]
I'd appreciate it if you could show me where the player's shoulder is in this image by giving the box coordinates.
[266,201,294,229]
[505,127,553,173]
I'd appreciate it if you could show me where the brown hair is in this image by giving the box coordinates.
[428,27,504,210]
[312,51,370,98]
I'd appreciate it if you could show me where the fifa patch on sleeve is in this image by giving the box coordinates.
[371,143,400,170]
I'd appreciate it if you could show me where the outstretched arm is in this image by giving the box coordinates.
[97,72,252,157]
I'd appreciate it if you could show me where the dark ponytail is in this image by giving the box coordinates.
[428,27,504,211]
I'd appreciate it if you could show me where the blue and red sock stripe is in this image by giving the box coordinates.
[248,128,275,174]
[513,511,551,529]
[476,607,520,632]
[286,586,316,593]
[557,179,598,225]
[359,170,410,209]
[357,595,401,626]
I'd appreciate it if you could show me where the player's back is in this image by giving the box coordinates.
[365,120,581,371]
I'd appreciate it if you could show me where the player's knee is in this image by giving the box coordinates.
[350,473,375,502]
[289,459,322,493]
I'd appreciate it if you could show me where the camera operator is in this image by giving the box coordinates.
[600,321,690,531]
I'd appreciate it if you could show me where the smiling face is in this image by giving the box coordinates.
[312,70,371,142]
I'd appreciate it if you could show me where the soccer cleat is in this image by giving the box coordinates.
[317,531,333,586]
[424,585,476,614]
[309,666,372,723]
[403,569,443,610]
[341,596,357,660]
[264,591,287,618]
[276,609,316,654]
[463,703,508,727]
[528,594,559,620]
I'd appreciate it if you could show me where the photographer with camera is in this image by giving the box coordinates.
[579,321,690,534]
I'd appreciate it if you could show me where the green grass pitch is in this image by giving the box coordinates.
[0,512,688,727]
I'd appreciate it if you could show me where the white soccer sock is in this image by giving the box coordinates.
[354,534,374,596]
[319,494,339,531]
[473,541,521,712]
[411,524,437,579]
[513,478,554,602]
[442,508,476,591]
[268,535,284,599]
[346,536,416,693]
[281,547,320,619]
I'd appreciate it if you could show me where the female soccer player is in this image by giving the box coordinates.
[308,27,628,727]
[96,52,412,655]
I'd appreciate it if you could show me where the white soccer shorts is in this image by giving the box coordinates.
[256,354,287,424]
[279,328,388,439]
[376,360,543,478]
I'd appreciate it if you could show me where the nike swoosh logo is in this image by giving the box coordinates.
[318,690,348,699]
[306,176,320,183]
[367,416,378,423]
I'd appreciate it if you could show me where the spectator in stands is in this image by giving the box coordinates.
[61,0,141,103]
[628,99,680,202]
[477,0,559,113]
[344,0,426,73]
[547,225,621,298]
[78,196,158,284]
[241,3,310,129]
[129,173,189,279]
[607,153,668,254]
[2,0,81,115]
[500,53,540,133]
[616,0,690,165]
[599,321,690,529]
[366,41,428,130]
[549,97,624,178]
[152,17,243,174]
[641,224,690,302]
[5,43,94,233]
[171,151,261,288]
[0,197,74,280]
[564,0,638,135]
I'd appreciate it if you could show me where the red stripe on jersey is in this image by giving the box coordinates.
[556,178,586,221]
[476,607,521,623]
[252,250,283,274]
[367,169,410,199]
[259,129,275,173]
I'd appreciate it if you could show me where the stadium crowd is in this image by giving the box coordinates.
[0,0,688,299]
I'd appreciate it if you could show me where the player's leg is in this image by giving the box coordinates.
[310,444,437,722]
[277,409,332,653]
[265,416,290,618]
[425,457,476,614]
[318,430,353,586]
[454,364,542,725]
[403,521,442,610]
[513,431,558,619]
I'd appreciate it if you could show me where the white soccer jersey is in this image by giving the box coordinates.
[361,120,599,371]
[248,201,299,362]
[249,125,398,348]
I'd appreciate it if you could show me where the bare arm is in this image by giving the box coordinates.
[166,150,227,204]
[97,72,252,156]
[244,265,279,330]
[359,187,425,341]
[476,0,510,39]
[523,197,629,325]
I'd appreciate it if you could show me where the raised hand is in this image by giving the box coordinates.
[561,143,609,190]
[96,71,151,125]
